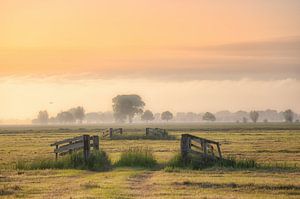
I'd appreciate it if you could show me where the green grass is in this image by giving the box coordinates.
[1,123,300,198]
[16,150,111,171]
[115,147,157,168]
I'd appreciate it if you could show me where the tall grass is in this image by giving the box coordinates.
[167,153,258,170]
[16,150,111,171]
[115,147,157,168]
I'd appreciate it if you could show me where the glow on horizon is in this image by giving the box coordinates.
[1,0,300,75]
[0,0,300,120]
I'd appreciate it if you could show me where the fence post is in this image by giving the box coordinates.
[217,143,222,159]
[120,128,123,134]
[109,128,113,138]
[146,128,149,136]
[93,135,99,150]
[55,145,58,161]
[83,135,90,163]
[203,141,207,157]
[181,134,189,165]
[69,141,72,154]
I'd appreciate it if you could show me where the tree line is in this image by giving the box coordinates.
[32,94,299,124]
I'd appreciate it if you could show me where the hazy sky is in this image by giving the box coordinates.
[0,0,300,119]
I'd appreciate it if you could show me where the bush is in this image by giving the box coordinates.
[16,150,111,171]
[166,153,258,170]
[115,147,157,168]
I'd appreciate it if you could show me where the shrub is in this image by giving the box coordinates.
[16,150,111,171]
[166,153,258,170]
[115,147,157,168]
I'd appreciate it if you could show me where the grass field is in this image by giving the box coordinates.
[0,123,300,198]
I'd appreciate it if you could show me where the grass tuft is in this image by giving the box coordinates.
[166,153,258,170]
[16,150,111,171]
[115,147,157,168]
[0,185,21,196]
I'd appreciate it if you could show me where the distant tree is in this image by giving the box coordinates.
[202,112,216,122]
[141,110,155,122]
[112,95,145,123]
[35,110,49,124]
[249,111,259,123]
[69,106,85,123]
[242,117,248,123]
[56,111,75,123]
[85,112,102,123]
[283,109,294,122]
[154,113,161,121]
[263,119,268,123]
[48,117,57,124]
[161,111,173,122]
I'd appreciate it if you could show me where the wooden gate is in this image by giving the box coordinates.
[181,134,222,164]
[50,135,99,162]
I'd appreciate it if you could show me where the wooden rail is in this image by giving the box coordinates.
[102,128,123,138]
[50,135,99,162]
[145,128,168,137]
[181,134,222,164]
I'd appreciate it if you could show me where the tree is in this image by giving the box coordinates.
[242,117,248,123]
[161,111,173,122]
[283,109,294,122]
[202,112,216,122]
[36,110,49,124]
[56,111,75,123]
[112,95,145,123]
[249,111,259,123]
[141,110,155,122]
[69,106,85,123]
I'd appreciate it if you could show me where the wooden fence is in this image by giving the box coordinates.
[181,134,222,164]
[102,128,123,138]
[145,128,168,137]
[50,135,99,162]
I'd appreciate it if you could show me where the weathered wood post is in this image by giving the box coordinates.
[181,134,189,165]
[83,135,90,163]
[92,135,99,150]
[55,145,58,161]
[109,128,113,138]
[146,128,149,136]
[203,140,207,157]
[69,141,72,154]
[217,143,222,159]
[119,128,123,134]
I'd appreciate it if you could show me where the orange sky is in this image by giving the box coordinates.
[1,0,300,76]
[0,0,300,120]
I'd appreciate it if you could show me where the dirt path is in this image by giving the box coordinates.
[127,171,156,198]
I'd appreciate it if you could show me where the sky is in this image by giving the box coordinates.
[0,0,300,120]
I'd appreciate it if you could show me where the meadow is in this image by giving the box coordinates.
[0,123,300,198]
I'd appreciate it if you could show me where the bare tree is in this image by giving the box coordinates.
[249,111,259,123]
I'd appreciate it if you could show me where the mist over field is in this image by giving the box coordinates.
[0,76,300,123]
